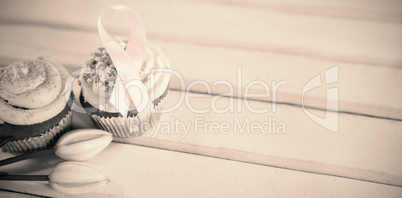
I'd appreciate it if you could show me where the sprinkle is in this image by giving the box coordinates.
[98,63,107,69]
[107,68,116,77]
[102,49,108,55]
[101,56,111,64]
[94,50,102,57]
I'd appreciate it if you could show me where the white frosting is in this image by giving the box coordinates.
[143,46,171,101]
[0,58,70,125]
[0,59,62,108]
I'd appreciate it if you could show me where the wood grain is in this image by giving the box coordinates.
[0,0,401,195]
[66,82,402,187]
[196,0,402,23]
[113,90,402,187]
[0,25,400,120]
[1,143,401,197]
[0,0,401,68]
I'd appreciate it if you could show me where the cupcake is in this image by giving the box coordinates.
[0,57,72,154]
[79,42,170,138]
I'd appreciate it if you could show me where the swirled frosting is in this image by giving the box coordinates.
[79,43,170,112]
[0,57,70,125]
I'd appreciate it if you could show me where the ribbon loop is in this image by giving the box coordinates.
[98,5,150,119]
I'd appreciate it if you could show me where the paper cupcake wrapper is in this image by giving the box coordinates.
[2,110,73,154]
[88,95,166,138]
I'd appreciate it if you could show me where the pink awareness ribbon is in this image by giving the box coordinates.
[98,5,151,119]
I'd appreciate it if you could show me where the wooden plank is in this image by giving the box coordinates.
[197,0,402,23]
[0,190,38,198]
[0,0,401,68]
[4,77,394,186]
[0,0,400,196]
[117,90,402,187]
[1,143,401,197]
[156,39,402,120]
[66,81,402,187]
[0,25,400,120]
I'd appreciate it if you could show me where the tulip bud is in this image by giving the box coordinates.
[55,129,113,161]
[48,161,108,195]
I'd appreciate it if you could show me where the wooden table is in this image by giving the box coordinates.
[0,0,401,197]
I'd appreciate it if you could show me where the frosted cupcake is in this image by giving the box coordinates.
[0,57,72,154]
[79,42,170,138]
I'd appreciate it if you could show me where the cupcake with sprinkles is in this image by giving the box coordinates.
[79,6,170,138]
[0,57,72,154]
[79,41,170,138]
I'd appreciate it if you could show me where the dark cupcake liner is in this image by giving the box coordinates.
[2,110,72,154]
[88,96,166,138]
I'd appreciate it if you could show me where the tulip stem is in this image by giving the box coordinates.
[0,149,55,167]
[0,175,49,181]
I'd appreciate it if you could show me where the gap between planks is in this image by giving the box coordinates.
[170,87,402,122]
